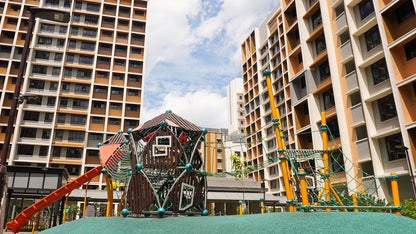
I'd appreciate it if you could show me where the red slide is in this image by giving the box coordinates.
[6,166,103,233]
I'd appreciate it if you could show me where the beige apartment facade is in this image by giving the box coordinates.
[241,0,416,201]
[0,0,147,188]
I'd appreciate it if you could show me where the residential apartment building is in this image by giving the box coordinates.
[201,128,227,174]
[225,78,247,173]
[0,0,147,187]
[241,0,416,200]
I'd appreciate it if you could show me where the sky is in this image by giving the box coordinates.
[142,0,277,128]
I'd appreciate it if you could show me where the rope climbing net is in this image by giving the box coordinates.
[202,126,390,210]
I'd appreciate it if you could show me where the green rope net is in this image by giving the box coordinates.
[202,126,389,210]
[106,144,131,183]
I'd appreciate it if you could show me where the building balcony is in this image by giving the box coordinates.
[356,139,371,162]
[389,36,416,82]
[341,41,353,61]
[351,103,364,125]
[336,12,348,34]
[381,0,416,44]
[346,71,358,93]
[14,154,48,163]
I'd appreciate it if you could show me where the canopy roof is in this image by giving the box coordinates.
[133,111,202,138]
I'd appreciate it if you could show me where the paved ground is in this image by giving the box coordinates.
[34,212,416,234]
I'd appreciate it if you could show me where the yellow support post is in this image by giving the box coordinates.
[117,189,127,217]
[104,174,114,217]
[31,212,39,234]
[389,173,401,215]
[352,193,358,212]
[62,192,71,224]
[260,197,265,214]
[264,70,295,212]
[321,112,331,212]
[298,169,310,212]
[83,181,91,218]
[239,200,243,215]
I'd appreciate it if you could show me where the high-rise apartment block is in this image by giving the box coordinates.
[241,0,416,200]
[0,0,147,187]
[226,78,245,136]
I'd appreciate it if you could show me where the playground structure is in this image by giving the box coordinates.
[5,73,406,232]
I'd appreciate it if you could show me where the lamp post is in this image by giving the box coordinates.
[0,7,70,215]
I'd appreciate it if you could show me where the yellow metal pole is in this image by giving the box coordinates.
[104,174,114,217]
[321,112,331,212]
[298,169,310,212]
[329,185,347,212]
[31,212,39,234]
[261,201,264,214]
[62,191,71,224]
[352,193,358,212]
[82,181,91,218]
[117,189,127,217]
[389,173,401,215]
[264,70,295,212]
[239,200,243,215]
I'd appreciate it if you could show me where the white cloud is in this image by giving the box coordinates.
[143,0,277,128]
[142,90,227,128]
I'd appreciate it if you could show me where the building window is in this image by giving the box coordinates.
[52,67,60,76]
[83,28,97,38]
[38,37,52,45]
[7,18,18,25]
[72,14,80,22]
[73,99,88,109]
[68,131,85,141]
[135,10,145,16]
[322,89,335,110]
[119,20,128,26]
[100,43,112,51]
[85,15,98,24]
[297,53,302,64]
[42,129,51,139]
[359,0,374,20]
[315,34,326,55]
[128,89,139,96]
[115,45,127,52]
[102,31,113,37]
[385,133,406,161]
[404,39,416,61]
[47,97,56,106]
[98,57,110,64]
[114,59,125,66]
[54,130,64,140]
[326,118,340,139]
[39,146,48,156]
[117,32,127,39]
[75,84,90,94]
[29,79,45,89]
[132,34,144,41]
[44,113,53,122]
[364,26,381,51]
[32,65,47,74]
[55,53,63,61]
[395,0,415,24]
[79,55,93,65]
[370,59,388,85]
[113,73,124,80]
[133,22,145,28]
[18,145,34,155]
[60,98,68,108]
[125,119,138,126]
[97,72,108,78]
[75,1,82,9]
[111,88,123,95]
[109,118,120,125]
[319,61,330,81]
[93,101,105,108]
[67,54,74,63]
[95,86,106,93]
[70,27,79,35]
[92,117,103,124]
[311,10,322,30]
[23,111,40,121]
[130,61,142,68]
[77,69,92,79]
[86,3,100,12]
[110,103,121,109]
[377,94,397,122]
[66,148,83,158]
[81,42,95,51]
[89,133,103,141]
[132,48,142,54]
[104,5,115,12]
[20,127,37,138]
[129,75,141,82]
[126,104,138,111]
[40,23,55,32]
[57,113,66,123]
[60,26,67,34]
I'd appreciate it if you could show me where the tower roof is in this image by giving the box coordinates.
[133,111,201,136]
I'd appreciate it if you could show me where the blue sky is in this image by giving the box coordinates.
[142,0,277,128]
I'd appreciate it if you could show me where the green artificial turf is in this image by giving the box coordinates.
[41,212,416,234]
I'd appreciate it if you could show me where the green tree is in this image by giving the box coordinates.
[231,154,243,178]
[402,199,416,220]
